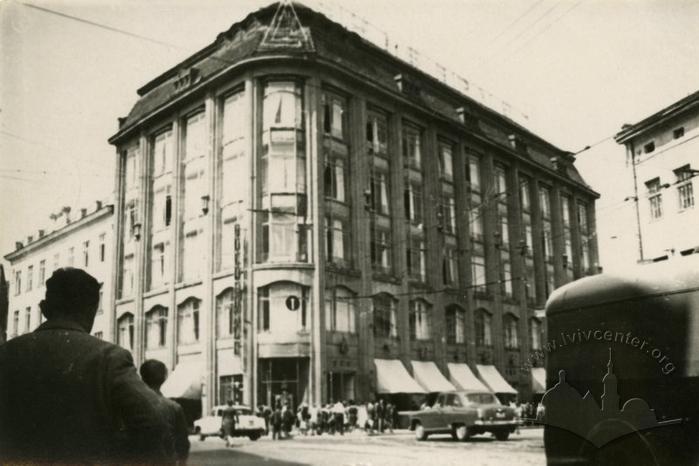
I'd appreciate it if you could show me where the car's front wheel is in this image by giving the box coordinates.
[248,432,261,441]
[454,425,469,441]
[414,423,428,441]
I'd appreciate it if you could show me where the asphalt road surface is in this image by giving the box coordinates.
[188,428,545,466]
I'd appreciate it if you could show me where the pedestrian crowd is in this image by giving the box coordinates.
[254,397,398,439]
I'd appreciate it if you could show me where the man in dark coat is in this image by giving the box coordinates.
[0,268,170,464]
[140,359,190,465]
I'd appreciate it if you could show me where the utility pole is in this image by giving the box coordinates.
[629,144,645,262]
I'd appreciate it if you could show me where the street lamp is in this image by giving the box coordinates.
[132,222,142,241]
[200,194,210,215]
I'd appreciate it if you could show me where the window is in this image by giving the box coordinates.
[98,288,103,314]
[99,234,106,262]
[221,90,246,206]
[530,319,542,351]
[402,124,422,170]
[673,127,685,139]
[150,242,168,289]
[178,298,201,344]
[257,283,308,333]
[121,254,134,298]
[471,245,486,294]
[324,158,347,202]
[445,305,465,344]
[182,229,203,282]
[117,313,134,351]
[370,226,392,273]
[152,185,172,232]
[404,182,423,225]
[467,154,481,191]
[324,287,356,333]
[370,172,390,215]
[261,213,305,263]
[152,129,174,177]
[325,216,350,266]
[441,194,456,234]
[183,112,206,221]
[373,294,396,338]
[145,306,168,349]
[94,331,103,340]
[13,310,19,336]
[443,246,458,286]
[14,270,21,296]
[643,141,655,154]
[520,178,531,212]
[53,253,60,272]
[38,260,45,287]
[539,186,551,219]
[504,315,519,349]
[475,310,492,346]
[646,178,663,219]
[217,288,244,344]
[366,112,388,156]
[502,261,513,297]
[322,92,346,140]
[439,142,454,181]
[409,300,431,341]
[26,265,33,292]
[25,306,31,333]
[675,165,695,210]
[124,145,139,191]
[494,166,507,195]
[407,238,426,281]
[83,241,90,267]
[67,247,74,266]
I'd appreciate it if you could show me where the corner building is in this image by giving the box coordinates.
[108,2,599,414]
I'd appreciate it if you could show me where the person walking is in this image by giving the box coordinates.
[0,268,170,464]
[376,399,386,433]
[271,405,283,440]
[140,359,190,465]
[332,400,345,435]
[221,400,238,447]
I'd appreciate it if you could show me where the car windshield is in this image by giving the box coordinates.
[465,393,499,405]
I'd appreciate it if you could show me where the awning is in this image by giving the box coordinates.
[161,361,205,399]
[411,361,456,392]
[531,367,546,394]
[374,359,426,394]
[476,364,517,395]
[447,363,489,392]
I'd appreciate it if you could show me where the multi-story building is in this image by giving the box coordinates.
[107,2,598,413]
[615,90,699,262]
[3,202,114,341]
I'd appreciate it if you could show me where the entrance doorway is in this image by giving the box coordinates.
[258,358,309,409]
[327,371,356,402]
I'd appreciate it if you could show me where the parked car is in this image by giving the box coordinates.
[409,391,519,441]
[193,405,266,441]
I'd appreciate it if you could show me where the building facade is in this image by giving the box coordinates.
[615,90,699,262]
[4,202,114,341]
[108,2,598,413]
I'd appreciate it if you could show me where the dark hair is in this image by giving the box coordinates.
[140,359,168,388]
[40,268,101,321]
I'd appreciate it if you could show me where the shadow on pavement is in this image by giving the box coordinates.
[189,447,309,466]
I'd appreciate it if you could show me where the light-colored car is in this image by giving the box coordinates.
[193,405,266,441]
[409,391,519,441]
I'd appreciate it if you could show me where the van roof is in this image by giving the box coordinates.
[546,255,699,316]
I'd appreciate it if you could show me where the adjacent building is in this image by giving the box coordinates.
[615,90,699,262]
[3,202,114,340]
[107,2,599,413]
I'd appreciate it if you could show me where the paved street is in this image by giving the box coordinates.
[188,427,544,466]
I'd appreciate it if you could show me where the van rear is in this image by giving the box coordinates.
[544,260,699,466]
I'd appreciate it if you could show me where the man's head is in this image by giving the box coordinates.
[227,399,234,407]
[140,359,168,390]
[39,268,101,332]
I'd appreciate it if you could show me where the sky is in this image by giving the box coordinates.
[1,0,699,275]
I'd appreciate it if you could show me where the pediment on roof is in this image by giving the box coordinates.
[258,1,314,52]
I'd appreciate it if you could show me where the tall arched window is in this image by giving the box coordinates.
[217,288,245,338]
[504,314,519,349]
[117,312,134,351]
[409,299,431,341]
[324,286,356,333]
[257,282,308,333]
[373,293,396,338]
[445,304,465,344]
[178,298,201,344]
[145,306,168,349]
[475,309,492,347]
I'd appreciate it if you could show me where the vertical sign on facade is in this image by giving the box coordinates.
[233,223,242,357]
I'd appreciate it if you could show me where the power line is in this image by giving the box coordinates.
[483,0,546,48]
[20,2,182,50]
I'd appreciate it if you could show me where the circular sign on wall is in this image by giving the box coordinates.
[285,295,301,311]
